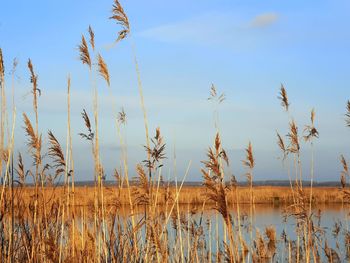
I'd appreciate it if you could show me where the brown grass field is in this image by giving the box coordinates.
[7,185,344,207]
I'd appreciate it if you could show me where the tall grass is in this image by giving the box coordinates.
[0,1,349,262]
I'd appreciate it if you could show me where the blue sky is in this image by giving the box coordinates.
[1,0,350,182]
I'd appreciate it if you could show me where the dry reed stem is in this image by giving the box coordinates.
[109,0,152,170]
[0,107,16,208]
[160,161,191,239]
[0,48,5,188]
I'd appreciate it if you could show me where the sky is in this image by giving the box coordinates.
[1,0,350,182]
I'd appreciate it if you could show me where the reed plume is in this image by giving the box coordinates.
[304,108,319,141]
[15,152,26,185]
[242,141,254,170]
[28,59,38,94]
[0,48,4,81]
[79,109,94,141]
[133,164,150,205]
[110,0,130,42]
[287,120,300,154]
[23,113,41,166]
[276,132,288,160]
[208,84,225,103]
[242,142,255,194]
[201,132,239,261]
[202,170,229,221]
[242,141,255,208]
[109,0,151,179]
[1,147,8,163]
[143,127,166,172]
[97,54,110,86]
[48,130,66,177]
[117,107,126,125]
[341,155,349,177]
[88,25,95,51]
[242,141,255,252]
[252,227,277,261]
[265,226,277,257]
[278,84,289,111]
[78,35,91,69]
[346,100,350,127]
[28,59,40,119]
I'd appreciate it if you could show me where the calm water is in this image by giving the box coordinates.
[75,203,350,261]
[192,204,349,261]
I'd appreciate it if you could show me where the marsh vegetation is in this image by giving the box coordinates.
[0,1,350,262]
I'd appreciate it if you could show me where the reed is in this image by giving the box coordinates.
[242,141,255,250]
[0,2,349,262]
[346,100,350,127]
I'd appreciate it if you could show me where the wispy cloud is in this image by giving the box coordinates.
[139,13,222,44]
[250,13,279,28]
[138,12,280,50]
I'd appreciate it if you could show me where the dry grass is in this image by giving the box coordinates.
[4,185,345,207]
[0,1,349,262]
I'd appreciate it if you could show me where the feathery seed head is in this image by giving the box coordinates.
[11,58,18,75]
[287,120,300,153]
[79,109,94,141]
[341,155,349,175]
[16,152,26,185]
[1,148,9,163]
[346,100,350,127]
[97,53,110,86]
[48,130,66,176]
[28,59,39,95]
[278,84,289,111]
[276,132,286,153]
[304,108,319,142]
[110,0,130,42]
[117,107,127,125]
[78,35,91,69]
[88,25,95,51]
[208,84,225,103]
[242,141,255,169]
[23,113,42,165]
[215,132,221,153]
[311,108,315,125]
[28,59,38,87]
[0,48,4,80]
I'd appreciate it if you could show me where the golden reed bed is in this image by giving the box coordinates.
[7,185,344,207]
